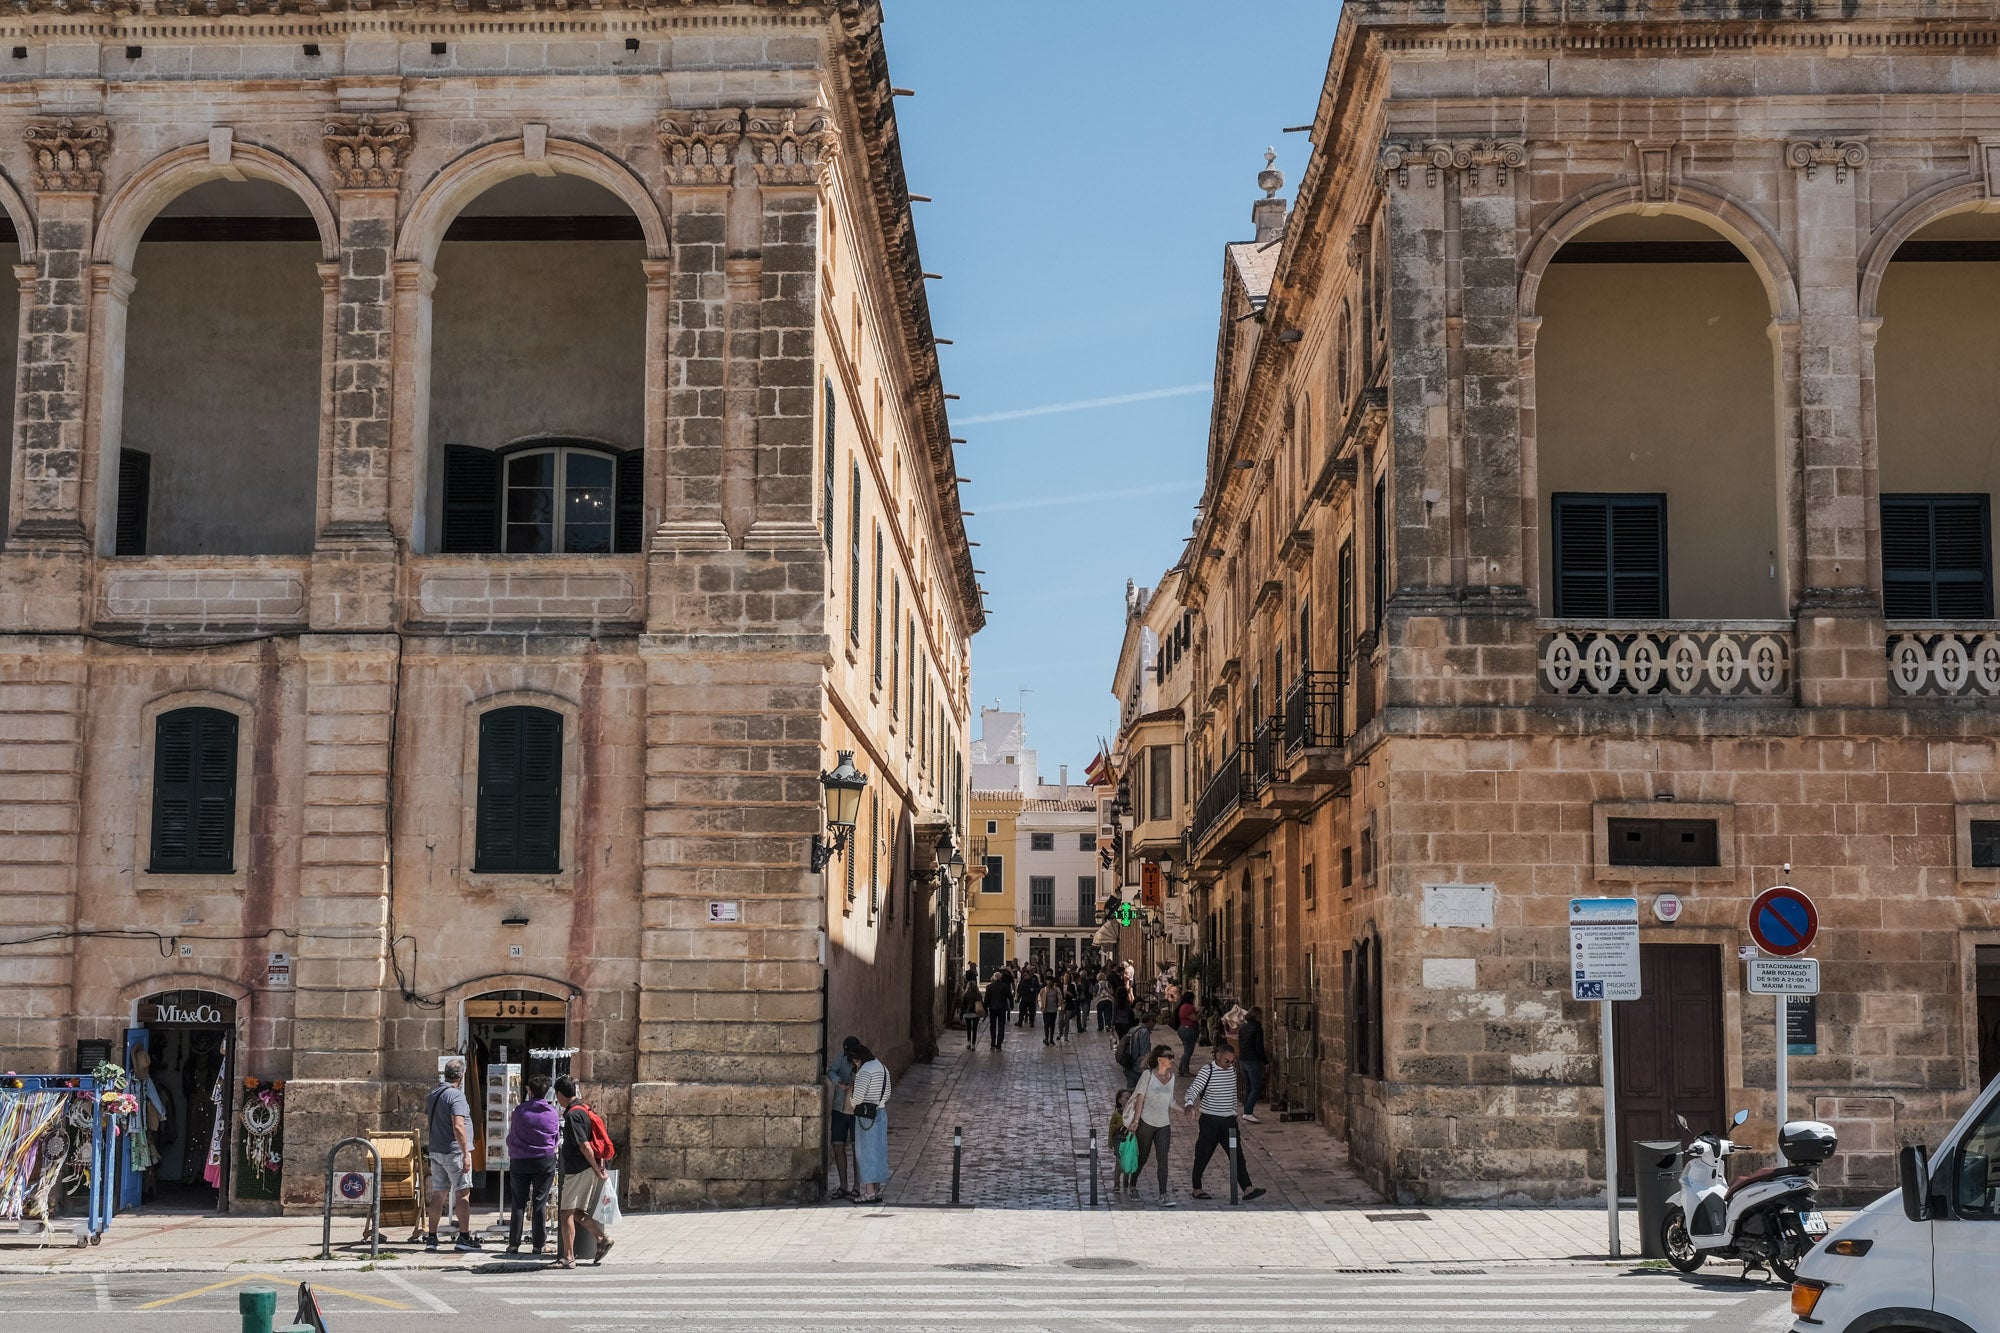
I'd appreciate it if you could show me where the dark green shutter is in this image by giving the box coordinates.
[476,707,563,873]
[1553,493,1666,618]
[116,449,151,557]
[823,379,837,555]
[1883,495,1992,620]
[614,448,645,554]
[151,708,236,874]
[441,446,502,553]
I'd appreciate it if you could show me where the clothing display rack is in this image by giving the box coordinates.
[0,1074,116,1247]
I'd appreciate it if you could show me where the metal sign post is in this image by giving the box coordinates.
[1748,881,1819,1128]
[1571,897,1642,1259]
[1747,954,1820,1127]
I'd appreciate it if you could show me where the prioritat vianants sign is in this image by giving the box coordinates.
[1568,897,1642,1002]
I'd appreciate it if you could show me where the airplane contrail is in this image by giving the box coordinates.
[956,384,1208,425]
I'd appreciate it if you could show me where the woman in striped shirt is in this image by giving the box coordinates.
[1181,1041,1265,1201]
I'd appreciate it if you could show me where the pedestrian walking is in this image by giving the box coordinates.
[553,1075,615,1267]
[1117,1008,1154,1092]
[1176,994,1201,1075]
[1061,975,1084,1041]
[1094,975,1113,1032]
[1040,976,1061,1045]
[825,1036,859,1199]
[503,1073,559,1255]
[958,979,983,1049]
[1018,968,1038,1028]
[423,1059,481,1252]
[848,1043,892,1203]
[1182,1041,1264,1203]
[984,968,1014,1050]
[1128,1046,1178,1206]
[1238,1006,1269,1123]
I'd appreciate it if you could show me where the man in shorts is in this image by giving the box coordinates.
[424,1059,481,1251]
[825,1036,859,1199]
[555,1075,613,1267]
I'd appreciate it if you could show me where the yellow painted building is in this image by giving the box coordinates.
[967,791,1020,979]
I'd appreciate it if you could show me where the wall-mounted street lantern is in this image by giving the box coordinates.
[810,750,868,873]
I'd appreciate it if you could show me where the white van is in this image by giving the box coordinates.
[1790,1073,2000,1333]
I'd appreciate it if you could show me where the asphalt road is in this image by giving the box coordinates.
[0,1260,1798,1333]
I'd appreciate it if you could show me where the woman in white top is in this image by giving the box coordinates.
[1126,1046,1179,1206]
[848,1044,893,1202]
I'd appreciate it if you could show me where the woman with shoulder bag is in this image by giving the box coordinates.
[848,1043,892,1203]
[959,980,983,1049]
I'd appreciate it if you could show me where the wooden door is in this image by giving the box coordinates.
[1614,943,1724,1194]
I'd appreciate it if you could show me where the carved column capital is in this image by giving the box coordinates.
[657,108,746,187]
[743,107,837,187]
[24,117,110,194]
[323,115,412,191]
[1379,138,1527,188]
[1786,137,1868,183]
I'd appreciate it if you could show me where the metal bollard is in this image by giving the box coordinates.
[1088,1130,1099,1208]
[951,1125,963,1205]
[239,1287,277,1333]
[1228,1130,1240,1206]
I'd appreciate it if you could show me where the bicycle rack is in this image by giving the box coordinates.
[318,1136,382,1260]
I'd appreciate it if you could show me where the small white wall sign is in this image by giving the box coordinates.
[1422,883,1495,929]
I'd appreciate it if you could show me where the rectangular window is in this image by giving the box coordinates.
[1359,827,1374,878]
[1029,876,1055,927]
[1975,820,2000,870]
[873,526,885,686]
[1078,875,1096,924]
[1340,845,1353,889]
[890,580,902,715]
[1552,493,1668,618]
[1148,746,1173,821]
[986,820,998,836]
[150,707,238,874]
[981,854,1003,894]
[1078,833,1095,852]
[1338,537,1355,662]
[822,378,837,554]
[474,706,563,874]
[868,792,880,922]
[1882,494,1993,620]
[1030,832,1054,852]
[1304,859,1316,910]
[848,463,862,644]
[1607,817,1720,867]
[116,449,151,556]
[1371,478,1387,632]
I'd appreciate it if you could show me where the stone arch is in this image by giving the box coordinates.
[0,168,38,260]
[396,136,670,267]
[1520,180,1800,324]
[1857,177,1990,322]
[92,141,338,271]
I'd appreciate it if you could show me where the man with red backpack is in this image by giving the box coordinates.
[553,1075,615,1268]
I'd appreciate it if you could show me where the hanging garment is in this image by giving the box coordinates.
[203,1067,225,1189]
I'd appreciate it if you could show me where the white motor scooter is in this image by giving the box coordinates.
[1660,1108,1835,1282]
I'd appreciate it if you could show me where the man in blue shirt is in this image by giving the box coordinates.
[424,1059,481,1251]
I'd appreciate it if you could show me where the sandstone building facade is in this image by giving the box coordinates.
[1159,0,2000,1205]
[0,0,979,1210]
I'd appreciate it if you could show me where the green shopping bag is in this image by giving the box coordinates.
[1115,1132,1139,1176]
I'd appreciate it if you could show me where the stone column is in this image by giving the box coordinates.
[11,119,107,595]
[282,632,400,1205]
[311,117,410,630]
[1786,138,1886,708]
[1452,142,1530,603]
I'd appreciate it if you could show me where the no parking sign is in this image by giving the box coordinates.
[1749,885,1818,957]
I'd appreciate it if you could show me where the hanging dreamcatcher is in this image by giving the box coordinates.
[240,1078,285,1185]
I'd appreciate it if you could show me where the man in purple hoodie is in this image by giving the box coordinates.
[505,1074,561,1255]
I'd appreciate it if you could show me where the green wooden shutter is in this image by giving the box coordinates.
[116,449,151,557]
[614,449,645,554]
[1883,495,1992,620]
[823,379,837,555]
[1554,493,1666,618]
[476,707,562,873]
[441,446,502,553]
[151,708,236,874]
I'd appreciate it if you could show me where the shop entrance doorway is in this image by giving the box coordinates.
[462,991,569,1206]
[123,989,236,1212]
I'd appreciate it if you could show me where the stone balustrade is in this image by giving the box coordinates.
[1537,624,1794,698]
[1886,628,2000,698]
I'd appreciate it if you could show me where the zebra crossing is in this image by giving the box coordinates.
[439,1263,1789,1332]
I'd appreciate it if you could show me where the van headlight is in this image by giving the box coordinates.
[1791,1279,1828,1320]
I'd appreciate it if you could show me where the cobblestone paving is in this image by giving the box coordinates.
[886,1018,1383,1212]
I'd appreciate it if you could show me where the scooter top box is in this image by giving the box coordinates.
[1778,1120,1837,1165]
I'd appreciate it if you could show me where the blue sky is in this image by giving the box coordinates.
[881,2,1343,771]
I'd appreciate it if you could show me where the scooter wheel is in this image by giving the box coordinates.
[1662,1206,1705,1273]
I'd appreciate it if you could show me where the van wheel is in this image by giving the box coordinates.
[1662,1206,1705,1273]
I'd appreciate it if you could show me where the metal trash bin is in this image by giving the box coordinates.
[1632,1139,1684,1259]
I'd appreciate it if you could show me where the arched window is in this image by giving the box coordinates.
[475,706,564,873]
[151,707,238,874]
[442,442,640,554]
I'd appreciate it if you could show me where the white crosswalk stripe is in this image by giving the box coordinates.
[439,1265,1773,1332]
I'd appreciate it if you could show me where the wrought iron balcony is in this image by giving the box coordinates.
[1537,624,1792,698]
[1249,717,1279,795]
[1888,627,2000,697]
[1282,668,1347,757]
[1189,750,1245,851]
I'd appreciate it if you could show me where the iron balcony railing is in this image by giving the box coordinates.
[1249,717,1279,795]
[1190,749,1245,849]
[1283,667,1348,758]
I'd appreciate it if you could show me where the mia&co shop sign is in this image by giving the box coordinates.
[140,1000,231,1027]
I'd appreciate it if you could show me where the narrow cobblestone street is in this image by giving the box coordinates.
[883,1017,1383,1211]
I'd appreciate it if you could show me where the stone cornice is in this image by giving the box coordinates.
[1348,0,2000,29]
[0,0,860,14]
[25,116,108,194]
